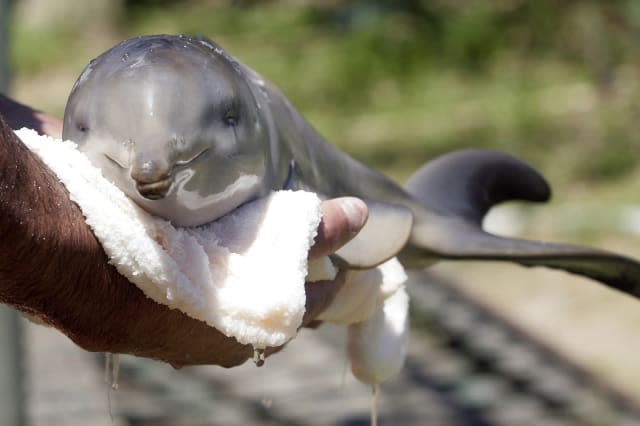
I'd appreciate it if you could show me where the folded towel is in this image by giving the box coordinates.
[317,257,407,324]
[16,128,335,348]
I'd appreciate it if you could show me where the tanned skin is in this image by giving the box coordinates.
[0,98,367,368]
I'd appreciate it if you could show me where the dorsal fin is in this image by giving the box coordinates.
[406,149,551,223]
[403,149,640,299]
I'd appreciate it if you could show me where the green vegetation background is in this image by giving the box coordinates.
[8,0,640,234]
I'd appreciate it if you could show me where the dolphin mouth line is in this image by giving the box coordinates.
[136,178,173,200]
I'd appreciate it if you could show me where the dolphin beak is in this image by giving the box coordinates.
[136,178,173,200]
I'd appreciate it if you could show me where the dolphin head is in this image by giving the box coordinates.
[63,35,272,226]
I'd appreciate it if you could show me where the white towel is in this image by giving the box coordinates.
[16,128,335,348]
[16,128,409,385]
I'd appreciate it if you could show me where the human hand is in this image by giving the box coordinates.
[0,109,367,368]
[0,94,63,138]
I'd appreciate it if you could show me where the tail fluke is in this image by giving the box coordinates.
[403,149,640,299]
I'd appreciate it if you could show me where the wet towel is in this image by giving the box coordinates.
[16,128,335,348]
[16,128,409,384]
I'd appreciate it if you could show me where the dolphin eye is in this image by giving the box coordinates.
[223,106,239,126]
[77,122,89,132]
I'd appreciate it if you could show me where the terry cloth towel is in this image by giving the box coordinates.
[16,128,409,376]
[16,128,337,349]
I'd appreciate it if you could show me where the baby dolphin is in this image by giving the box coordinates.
[64,35,640,300]
[64,35,270,225]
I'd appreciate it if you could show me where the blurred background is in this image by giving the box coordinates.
[3,0,640,425]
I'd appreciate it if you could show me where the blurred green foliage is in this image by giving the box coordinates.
[9,0,640,192]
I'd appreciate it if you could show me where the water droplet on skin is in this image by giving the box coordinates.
[252,348,265,367]
[198,39,215,51]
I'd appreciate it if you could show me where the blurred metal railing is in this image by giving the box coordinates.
[0,1,27,425]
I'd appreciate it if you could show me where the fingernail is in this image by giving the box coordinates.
[339,197,368,234]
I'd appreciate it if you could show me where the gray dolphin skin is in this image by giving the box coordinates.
[63,34,640,299]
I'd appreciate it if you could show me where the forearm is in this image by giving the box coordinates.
[0,115,251,366]
[0,113,141,344]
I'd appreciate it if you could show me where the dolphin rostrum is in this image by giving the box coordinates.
[62,34,640,299]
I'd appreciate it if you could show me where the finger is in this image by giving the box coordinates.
[302,270,347,326]
[308,197,368,259]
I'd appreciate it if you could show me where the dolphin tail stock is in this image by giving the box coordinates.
[402,149,640,299]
